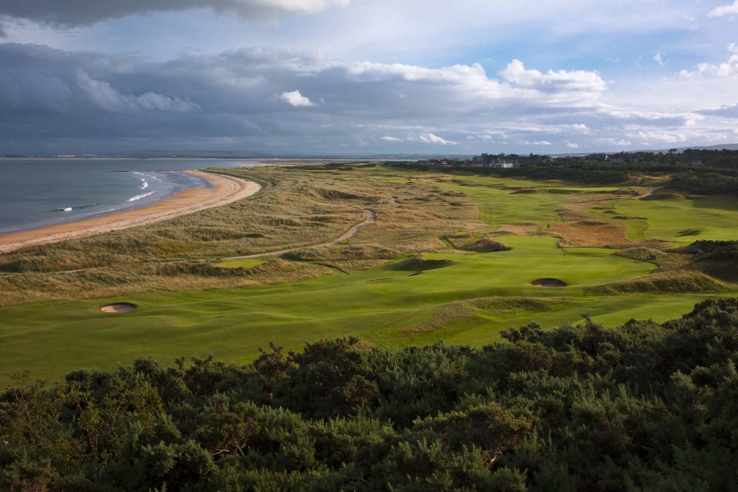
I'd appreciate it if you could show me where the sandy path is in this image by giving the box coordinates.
[222,209,376,260]
[0,171,261,253]
[636,186,664,199]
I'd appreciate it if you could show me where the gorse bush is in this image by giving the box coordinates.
[4,298,738,491]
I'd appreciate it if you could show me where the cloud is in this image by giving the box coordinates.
[654,52,668,66]
[632,131,686,143]
[565,142,579,148]
[708,1,738,17]
[682,51,738,78]
[279,90,315,107]
[572,124,589,133]
[77,73,200,113]
[499,60,607,95]
[0,0,355,26]
[420,133,456,145]
[0,42,736,155]
[697,103,738,117]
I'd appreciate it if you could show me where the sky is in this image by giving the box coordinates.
[1,0,737,155]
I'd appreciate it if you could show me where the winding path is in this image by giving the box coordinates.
[221,209,376,260]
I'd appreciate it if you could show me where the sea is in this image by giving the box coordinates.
[0,159,253,235]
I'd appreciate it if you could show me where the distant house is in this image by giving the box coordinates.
[488,160,518,168]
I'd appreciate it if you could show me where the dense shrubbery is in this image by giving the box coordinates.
[670,173,738,197]
[4,299,738,490]
[690,240,738,261]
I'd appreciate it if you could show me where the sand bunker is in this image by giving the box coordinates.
[100,302,138,313]
[532,278,567,288]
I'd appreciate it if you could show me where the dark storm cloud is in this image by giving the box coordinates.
[0,0,353,26]
[0,42,723,154]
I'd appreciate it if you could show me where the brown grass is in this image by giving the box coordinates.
[0,166,483,306]
[495,222,542,236]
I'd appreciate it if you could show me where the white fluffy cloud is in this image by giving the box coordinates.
[708,1,738,17]
[682,50,738,78]
[279,90,315,107]
[420,133,456,145]
[381,136,402,142]
[499,60,606,95]
[0,0,355,26]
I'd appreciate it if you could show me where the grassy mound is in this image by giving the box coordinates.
[463,236,512,252]
[586,272,727,295]
[614,188,640,196]
[616,247,668,261]
[390,255,452,271]
[641,193,682,200]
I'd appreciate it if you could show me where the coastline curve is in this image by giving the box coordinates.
[0,171,261,253]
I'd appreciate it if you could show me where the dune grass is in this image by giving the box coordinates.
[0,166,479,305]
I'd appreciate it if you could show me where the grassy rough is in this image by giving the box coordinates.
[0,166,481,306]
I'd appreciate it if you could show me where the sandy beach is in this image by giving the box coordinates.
[0,171,261,253]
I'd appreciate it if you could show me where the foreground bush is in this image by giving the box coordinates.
[3,298,738,491]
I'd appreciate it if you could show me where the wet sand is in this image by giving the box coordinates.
[0,171,261,253]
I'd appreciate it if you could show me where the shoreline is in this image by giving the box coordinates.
[0,170,261,253]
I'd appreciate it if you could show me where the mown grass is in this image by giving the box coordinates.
[0,232,696,385]
[213,259,264,269]
[593,195,738,246]
[2,165,738,385]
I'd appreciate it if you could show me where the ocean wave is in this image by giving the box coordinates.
[141,179,149,190]
[127,191,156,202]
[51,203,96,212]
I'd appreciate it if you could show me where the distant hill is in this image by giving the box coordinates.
[677,143,738,151]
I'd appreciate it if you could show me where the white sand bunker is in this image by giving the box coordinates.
[100,302,138,313]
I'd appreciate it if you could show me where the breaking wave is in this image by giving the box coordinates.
[52,203,97,212]
[127,191,156,202]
